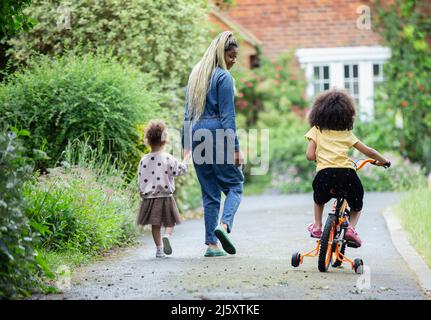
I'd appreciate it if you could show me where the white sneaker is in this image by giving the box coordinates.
[162,235,172,255]
[156,247,165,258]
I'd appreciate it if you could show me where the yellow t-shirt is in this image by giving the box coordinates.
[305,126,359,172]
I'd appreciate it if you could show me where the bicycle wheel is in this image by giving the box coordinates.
[318,215,336,272]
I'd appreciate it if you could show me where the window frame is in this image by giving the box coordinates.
[343,64,360,105]
[312,65,330,96]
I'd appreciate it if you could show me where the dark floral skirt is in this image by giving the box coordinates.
[137,196,181,227]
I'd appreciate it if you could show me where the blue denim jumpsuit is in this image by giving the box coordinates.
[183,67,244,245]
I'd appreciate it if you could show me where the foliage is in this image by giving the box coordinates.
[354,111,400,153]
[213,0,236,11]
[233,50,428,194]
[352,151,426,191]
[174,169,203,213]
[0,128,52,299]
[396,186,431,267]
[6,0,210,89]
[245,110,427,194]
[232,52,308,127]
[231,52,310,192]
[374,0,431,172]
[0,52,162,171]
[256,112,315,193]
[23,140,140,260]
[0,0,35,39]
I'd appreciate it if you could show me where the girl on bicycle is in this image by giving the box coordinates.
[305,89,390,247]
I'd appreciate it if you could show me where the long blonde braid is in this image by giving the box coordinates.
[186,31,237,120]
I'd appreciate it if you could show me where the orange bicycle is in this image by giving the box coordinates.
[291,159,390,274]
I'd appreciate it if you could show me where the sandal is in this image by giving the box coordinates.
[204,247,227,257]
[162,235,172,255]
[307,223,322,239]
[214,225,236,255]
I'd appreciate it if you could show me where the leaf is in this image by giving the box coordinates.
[403,24,415,40]
[18,129,30,137]
[413,40,428,52]
[0,239,15,261]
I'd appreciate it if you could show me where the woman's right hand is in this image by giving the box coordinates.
[234,150,244,166]
[183,149,192,163]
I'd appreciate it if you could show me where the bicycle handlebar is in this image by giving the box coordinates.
[356,159,391,171]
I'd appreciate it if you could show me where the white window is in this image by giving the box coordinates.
[373,63,384,82]
[344,64,359,105]
[296,46,391,120]
[313,65,330,95]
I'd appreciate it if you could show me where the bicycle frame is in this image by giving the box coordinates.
[294,158,384,271]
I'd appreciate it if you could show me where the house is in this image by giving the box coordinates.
[214,0,392,119]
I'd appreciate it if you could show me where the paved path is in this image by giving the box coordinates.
[34,192,427,300]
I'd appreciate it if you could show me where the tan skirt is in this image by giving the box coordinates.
[137,196,181,227]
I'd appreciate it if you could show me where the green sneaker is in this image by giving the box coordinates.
[214,225,236,255]
[204,247,227,257]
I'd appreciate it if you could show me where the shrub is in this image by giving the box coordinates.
[0,128,51,299]
[232,52,308,127]
[7,0,210,89]
[174,170,203,213]
[249,112,426,194]
[374,0,431,171]
[256,112,315,193]
[233,52,311,193]
[23,140,140,260]
[355,151,426,192]
[0,53,162,171]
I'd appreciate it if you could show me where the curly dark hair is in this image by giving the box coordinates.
[144,120,167,147]
[308,89,356,131]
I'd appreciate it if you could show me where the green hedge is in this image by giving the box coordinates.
[0,53,162,171]
[0,128,51,299]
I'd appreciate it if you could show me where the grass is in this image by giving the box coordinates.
[396,187,431,268]
[39,249,92,273]
[24,138,204,292]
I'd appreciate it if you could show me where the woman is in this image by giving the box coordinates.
[183,31,244,257]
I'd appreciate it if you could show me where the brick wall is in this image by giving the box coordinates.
[224,0,384,58]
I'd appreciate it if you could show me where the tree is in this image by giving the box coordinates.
[0,0,34,39]
[374,0,431,172]
[0,0,35,80]
[7,0,210,89]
